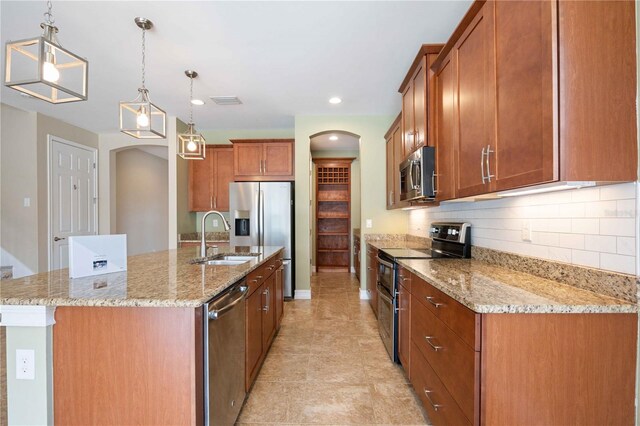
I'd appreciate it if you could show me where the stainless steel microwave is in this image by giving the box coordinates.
[399,146,436,202]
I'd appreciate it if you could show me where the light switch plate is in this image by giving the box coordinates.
[16,349,35,380]
[212,219,219,227]
[366,219,373,229]
[521,220,532,242]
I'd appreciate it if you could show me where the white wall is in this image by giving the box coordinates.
[116,148,169,255]
[409,182,637,275]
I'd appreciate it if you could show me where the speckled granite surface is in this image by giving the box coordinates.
[472,246,637,304]
[0,245,282,308]
[178,231,230,243]
[0,267,12,280]
[365,236,431,250]
[400,258,636,314]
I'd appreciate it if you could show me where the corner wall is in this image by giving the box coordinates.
[294,115,408,293]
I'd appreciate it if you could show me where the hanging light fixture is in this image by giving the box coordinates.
[178,70,206,160]
[119,17,166,139]
[4,0,88,103]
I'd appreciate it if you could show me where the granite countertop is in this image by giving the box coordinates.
[366,239,430,250]
[399,258,637,314]
[0,245,282,308]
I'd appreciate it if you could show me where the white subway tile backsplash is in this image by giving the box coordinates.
[600,253,635,275]
[571,218,599,234]
[617,237,636,256]
[599,218,635,237]
[571,250,600,269]
[584,235,617,254]
[408,182,637,275]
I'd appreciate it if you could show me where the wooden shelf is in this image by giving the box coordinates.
[313,158,354,270]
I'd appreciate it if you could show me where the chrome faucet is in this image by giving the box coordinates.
[200,210,231,258]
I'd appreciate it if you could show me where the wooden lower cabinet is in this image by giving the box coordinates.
[53,307,204,425]
[245,251,282,391]
[353,234,361,281]
[396,279,411,374]
[365,245,378,316]
[406,272,637,425]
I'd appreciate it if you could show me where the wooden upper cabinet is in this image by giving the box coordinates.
[399,45,444,161]
[392,122,407,208]
[385,114,401,210]
[434,54,457,202]
[211,147,233,211]
[454,2,496,198]
[386,137,394,209]
[189,145,233,212]
[492,0,556,191]
[231,139,295,181]
[558,0,637,181]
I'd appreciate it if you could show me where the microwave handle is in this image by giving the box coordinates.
[411,161,421,190]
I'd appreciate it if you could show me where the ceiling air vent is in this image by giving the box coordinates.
[210,96,242,105]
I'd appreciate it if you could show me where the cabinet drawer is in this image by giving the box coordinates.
[410,343,471,426]
[397,266,412,293]
[411,296,478,422]
[412,275,478,349]
[247,266,267,295]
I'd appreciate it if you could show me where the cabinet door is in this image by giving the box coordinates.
[263,142,294,179]
[493,0,556,191]
[398,282,411,375]
[275,265,284,329]
[434,55,457,202]
[188,147,213,211]
[245,287,263,391]
[261,274,276,349]
[386,137,394,209]
[413,62,426,150]
[455,3,496,198]
[366,248,378,317]
[212,147,234,211]
[234,143,263,179]
[402,82,415,158]
[392,123,406,207]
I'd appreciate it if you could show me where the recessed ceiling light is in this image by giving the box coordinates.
[329,97,342,104]
[329,135,338,141]
[191,99,205,106]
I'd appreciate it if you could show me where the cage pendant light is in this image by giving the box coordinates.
[119,18,166,139]
[4,0,88,103]
[178,70,206,160]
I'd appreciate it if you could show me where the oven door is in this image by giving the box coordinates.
[377,282,396,361]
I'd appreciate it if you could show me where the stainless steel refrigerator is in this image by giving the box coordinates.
[229,182,295,298]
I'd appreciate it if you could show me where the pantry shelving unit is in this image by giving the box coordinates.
[313,158,355,272]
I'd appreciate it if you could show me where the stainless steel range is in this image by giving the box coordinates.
[376,222,471,363]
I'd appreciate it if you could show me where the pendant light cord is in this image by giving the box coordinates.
[141,27,146,90]
[44,0,54,25]
[189,76,194,123]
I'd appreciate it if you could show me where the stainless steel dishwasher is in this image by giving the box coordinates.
[204,280,248,426]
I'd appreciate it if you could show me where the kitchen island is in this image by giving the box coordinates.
[0,245,284,425]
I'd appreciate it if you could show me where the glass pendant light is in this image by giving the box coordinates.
[178,70,206,160]
[4,0,88,103]
[119,18,166,139]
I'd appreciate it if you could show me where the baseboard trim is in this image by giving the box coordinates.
[295,290,312,300]
[311,266,316,273]
[350,266,355,273]
[359,289,370,300]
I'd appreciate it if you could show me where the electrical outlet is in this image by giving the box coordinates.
[16,349,35,380]
[366,219,373,229]
[212,219,219,227]
[521,220,532,242]
[23,197,30,207]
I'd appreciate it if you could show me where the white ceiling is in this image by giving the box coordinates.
[0,1,471,134]
[310,132,359,152]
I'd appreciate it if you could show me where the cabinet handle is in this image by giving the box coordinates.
[214,196,217,209]
[424,336,443,352]
[425,296,443,308]
[263,288,270,312]
[423,388,443,411]
[480,146,486,183]
[485,144,494,182]
[210,196,213,209]
[431,171,438,195]
[415,130,420,148]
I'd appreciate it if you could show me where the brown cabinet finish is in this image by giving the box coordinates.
[245,285,264,391]
[492,0,556,191]
[366,245,378,316]
[454,3,496,198]
[433,54,457,202]
[232,139,295,181]
[401,82,415,158]
[558,0,637,182]
[397,279,411,375]
[189,145,234,212]
[481,313,637,425]
[53,306,203,425]
[385,114,401,209]
[261,274,276,349]
[412,63,426,150]
[275,261,284,329]
[410,343,472,426]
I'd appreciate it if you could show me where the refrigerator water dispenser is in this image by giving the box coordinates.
[235,218,250,236]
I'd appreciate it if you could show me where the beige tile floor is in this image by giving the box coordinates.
[237,272,430,425]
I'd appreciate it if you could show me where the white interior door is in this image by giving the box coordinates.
[49,137,97,270]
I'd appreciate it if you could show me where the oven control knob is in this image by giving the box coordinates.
[447,229,453,235]
[452,229,459,236]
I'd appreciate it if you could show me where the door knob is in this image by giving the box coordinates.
[54,236,66,242]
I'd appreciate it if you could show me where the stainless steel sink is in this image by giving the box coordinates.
[219,255,258,261]
[200,259,248,266]
[191,253,259,266]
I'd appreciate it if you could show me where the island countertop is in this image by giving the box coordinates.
[0,245,283,308]
[399,258,637,314]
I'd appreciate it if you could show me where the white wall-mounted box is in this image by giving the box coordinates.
[68,235,127,278]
